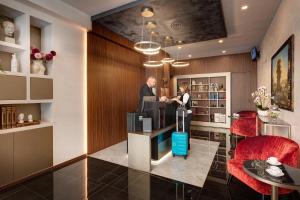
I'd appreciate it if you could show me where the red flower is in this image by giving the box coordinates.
[50,51,56,56]
[30,53,35,59]
[32,48,40,54]
[45,53,53,61]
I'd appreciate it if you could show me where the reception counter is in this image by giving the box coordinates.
[128,124,175,172]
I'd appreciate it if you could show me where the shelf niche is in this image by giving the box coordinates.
[0,4,26,72]
[30,16,52,76]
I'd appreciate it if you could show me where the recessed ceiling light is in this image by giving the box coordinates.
[178,46,182,49]
[241,5,248,10]
[188,54,192,58]
[222,50,226,54]
[218,39,223,43]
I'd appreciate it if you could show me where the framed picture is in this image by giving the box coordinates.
[271,35,294,111]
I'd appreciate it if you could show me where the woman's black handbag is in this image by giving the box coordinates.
[176,105,188,117]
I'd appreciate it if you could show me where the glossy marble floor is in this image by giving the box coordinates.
[90,139,219,187]
[1,157,299,200]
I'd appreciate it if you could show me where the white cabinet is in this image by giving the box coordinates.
[173,72,231,128]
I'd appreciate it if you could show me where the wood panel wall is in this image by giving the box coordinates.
[146,53,257,113]
[87,23,146,154]
[173,53,257,113]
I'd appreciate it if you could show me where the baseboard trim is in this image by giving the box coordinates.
[0,154,87,191]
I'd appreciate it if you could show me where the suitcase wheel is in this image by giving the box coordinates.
[173,154,175,157]
[184,156,187,160]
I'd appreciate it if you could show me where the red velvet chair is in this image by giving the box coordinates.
[230,111,257,137]
[227,136,299,195]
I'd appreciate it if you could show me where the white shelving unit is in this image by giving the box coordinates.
[0,4,54,133]
[0,121,53,134]
[0,40,25,53]
[173,72,231,128]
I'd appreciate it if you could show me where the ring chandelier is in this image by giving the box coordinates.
[161,36,175,63]
[171,41,189,67]
[143,60,163,67]
[134,7,161,54]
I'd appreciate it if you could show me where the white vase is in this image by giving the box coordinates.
[31,60,45,75]
[257,109,269,117]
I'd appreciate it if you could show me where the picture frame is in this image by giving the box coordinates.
[271,35,294,111]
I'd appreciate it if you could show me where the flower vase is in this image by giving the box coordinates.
[31,60,45,75]
[257,109,269,117]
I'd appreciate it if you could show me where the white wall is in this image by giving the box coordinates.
[1,0,88,165]
[257,0,300,144]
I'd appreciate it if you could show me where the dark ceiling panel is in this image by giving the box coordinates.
[92,0,227,47]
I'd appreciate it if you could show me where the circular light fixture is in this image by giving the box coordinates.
[134,41,161,52]
[145,21,157,29]
[143,50,160,55]
[218,39,224,43]
[188,54,192,58]
[241,5,248,10]
[161,57,175,63]
[172,61,190,67]
[143,60,163,67]
[141,7,154,17]
[222,50,226,53]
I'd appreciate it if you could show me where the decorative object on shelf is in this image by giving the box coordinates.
[11,53,18,72]
[18,113,24,124]
[30,48,56,75]
[0,106,16,129]
[210,93,218,100]
[192,80,196,85]
[0,61,3,73]
[271,35,294,111]
[11,106,16,128]
[269,104,280,120]
[6,106,12,128]
[219,84,225,91]
[16,120,40,127]
[252,86,271,117]
[0,106,7,129]
[214,113,226,123]
[28,114,33,123]
[2,20,15,43]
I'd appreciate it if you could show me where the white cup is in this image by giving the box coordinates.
[268,157,278,164]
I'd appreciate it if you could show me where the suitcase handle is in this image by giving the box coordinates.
[176,110,185,132]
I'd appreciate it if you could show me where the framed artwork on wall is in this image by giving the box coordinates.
[271,35,294,111]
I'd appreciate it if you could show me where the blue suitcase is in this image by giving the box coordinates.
[172,109,188,159]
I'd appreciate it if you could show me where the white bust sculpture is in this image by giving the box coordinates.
[2,21,15,43]
[28,114,33,123]
[18,113,24,124]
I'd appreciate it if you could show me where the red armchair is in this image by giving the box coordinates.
[227,136,299,195]
[230,111,257,137]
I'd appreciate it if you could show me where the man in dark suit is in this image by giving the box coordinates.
[138,76,157,112]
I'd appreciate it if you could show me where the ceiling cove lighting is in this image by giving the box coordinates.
[241,5,248,10]
[134,7,161,53]
[171,41,189,67]
[161,36,175,63]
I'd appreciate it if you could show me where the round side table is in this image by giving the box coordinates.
[243,160,300,200]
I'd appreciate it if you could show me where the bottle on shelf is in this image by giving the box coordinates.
[11,53,18,73]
